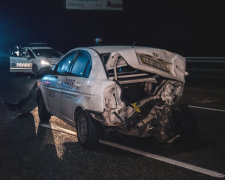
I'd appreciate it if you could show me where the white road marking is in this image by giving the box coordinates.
[39,123,77,136]
[40,123,225,178]
[99,140,225,178]
[188,105,225,113]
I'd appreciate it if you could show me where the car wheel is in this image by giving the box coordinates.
[152,104,196,143]
[33,65,39,77]
[37,95,51,123]
[171,105,197,142]
[76,109,98,148]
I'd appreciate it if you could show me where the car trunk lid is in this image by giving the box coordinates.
[106,47,186,82]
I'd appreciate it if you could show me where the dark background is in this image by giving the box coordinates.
[0,0,225,56]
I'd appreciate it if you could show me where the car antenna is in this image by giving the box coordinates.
[132,41,136,48]
[94,37,102,46]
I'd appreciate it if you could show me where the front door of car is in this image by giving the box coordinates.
[26,49,35,66]
[60,50,92,121]
[9,48,33,73]
[47,75,62,116]
[47,51,77,116]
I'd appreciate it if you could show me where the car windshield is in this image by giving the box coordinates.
[32,48,62,58]
[101,53,140,76]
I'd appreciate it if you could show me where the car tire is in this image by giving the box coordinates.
[33,65,39,77]
[171,105,197,141]
[76,109,98,148]
[37,95,51,123]
[153,104,196,143]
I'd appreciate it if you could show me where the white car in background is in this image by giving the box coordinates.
[36,46,195,148]
[10,43,62,77]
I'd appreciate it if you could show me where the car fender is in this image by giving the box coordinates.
[36,82,50,112]
[32,59,41,71]
[73,104,86,122]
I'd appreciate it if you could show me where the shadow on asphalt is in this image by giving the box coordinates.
[0,56,224,179]
[0,113,60,179]
[1,96,223,179]
[0,113,209,180]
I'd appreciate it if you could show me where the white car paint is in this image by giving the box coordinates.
[37,46,187,138]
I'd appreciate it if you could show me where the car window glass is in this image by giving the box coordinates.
[27,50,35,58]
[56,51,77,74]
[100,53,110,64]
[32,48,62,58]
[107,65,139,76]
[10,46,22,57]
[71,51,91,77]
[20,48,27,57]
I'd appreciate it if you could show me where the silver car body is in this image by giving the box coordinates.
[10,46,61,74]
[37,46,187,138]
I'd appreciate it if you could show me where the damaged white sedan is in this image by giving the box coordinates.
[36,46,194,147]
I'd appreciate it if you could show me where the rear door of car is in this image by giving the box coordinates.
[59,50,92,121]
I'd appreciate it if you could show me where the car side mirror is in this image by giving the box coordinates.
[9,45,22,57]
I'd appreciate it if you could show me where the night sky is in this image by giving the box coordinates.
[0,0,225,56]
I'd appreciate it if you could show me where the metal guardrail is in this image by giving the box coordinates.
[186,57,225,63]
[186,57,225,71]
[185,57,225,78]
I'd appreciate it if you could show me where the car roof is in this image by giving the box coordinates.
[30,47,52,50]
[23,46,52,49]
[24,43,52,49]
[27,43,48,47]
[89,46,137,54]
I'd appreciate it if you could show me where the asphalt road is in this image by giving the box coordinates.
[0,56,225,180]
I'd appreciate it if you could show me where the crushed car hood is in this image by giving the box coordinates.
[106,47,186,82]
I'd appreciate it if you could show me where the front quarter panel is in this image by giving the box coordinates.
[37,75,58,112]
